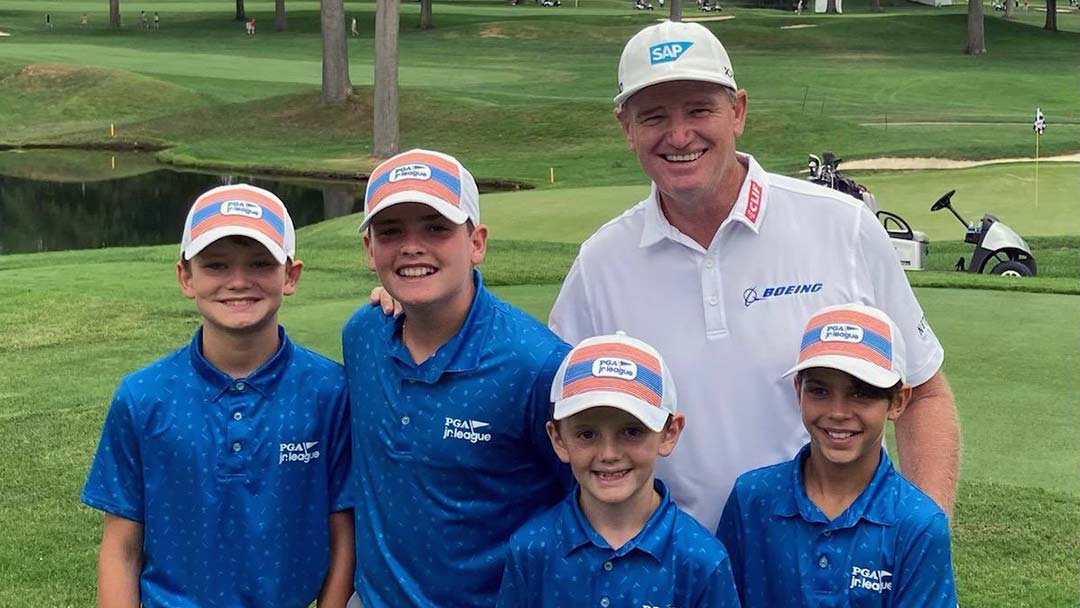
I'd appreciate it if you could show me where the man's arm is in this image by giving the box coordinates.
[97,514,142,608]
[894,370,959,516]
[318,511,356,607]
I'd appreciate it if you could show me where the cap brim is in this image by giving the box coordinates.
[183,226,288,264]
[358,192,470,232]
[783,355,901,389]
[553,391,670,432]
[614,73,737,106]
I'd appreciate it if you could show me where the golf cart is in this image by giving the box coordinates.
[930,189,1037,277]
[807,152,929,271]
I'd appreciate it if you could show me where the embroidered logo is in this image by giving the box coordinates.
[279,441,320,464]
[443,418,493,443]
[850,566,893,593]
[389,163,432,182]
[220,200,263,219]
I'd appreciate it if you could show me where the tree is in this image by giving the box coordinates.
[1003,0,1014,19]
[275,0,287,31]
[965,0,986,54]
[235,0,246,20]
[420,0,433,30]
[1044,0,1058,30]
[826,0,839,13]
[373,0,401,158]
[670,0,682,21]
[110,0,121,29]
[321,0,352,104]
[871,0,882,12]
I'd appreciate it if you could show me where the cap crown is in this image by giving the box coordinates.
[181,184,295,264]
[787,303,906,388]
[360,149,480,231]
[615,20,737,106]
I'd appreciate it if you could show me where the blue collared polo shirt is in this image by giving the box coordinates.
[343,270,571,608]
[81,327,352,608]
[716,444,957,608]
[497,479,741,608]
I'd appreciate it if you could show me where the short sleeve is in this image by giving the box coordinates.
[549,255,597,346]
[894,513,958,607]
[80,382,144,522]
[527,344,573,492]
[853,205,944,386]
[494,539,530,608]
[326,383,353,513]
[715,484,746,603]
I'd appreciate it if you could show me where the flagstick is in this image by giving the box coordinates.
[1035,130,1040,209]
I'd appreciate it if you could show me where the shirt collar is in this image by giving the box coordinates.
[189,325,294,400]
[385,269,492,383]
[638,152,770,249]
[775,443,898,528]
[557,479,675,564]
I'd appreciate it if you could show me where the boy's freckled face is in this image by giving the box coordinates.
[797,368,901,468]
[363,202,487,311]
[547,407,678,507]
[177,236,301,335]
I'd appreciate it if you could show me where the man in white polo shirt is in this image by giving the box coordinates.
[548,20,959,532]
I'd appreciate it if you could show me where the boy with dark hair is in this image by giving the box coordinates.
[717,303,957,607]
[82,184,354,608]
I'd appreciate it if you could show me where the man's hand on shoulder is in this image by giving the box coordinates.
[369,286,401,317]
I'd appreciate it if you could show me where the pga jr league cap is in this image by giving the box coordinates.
[551,332,677,432]
[359,148,481,232]
[181,183,296,265]
[615,20,738,106]
[784,303,907,389]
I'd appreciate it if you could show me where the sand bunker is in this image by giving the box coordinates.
[660,15,736,22]
[840,153,1080,171]
[0,31,11,38]
[780,24,818,29]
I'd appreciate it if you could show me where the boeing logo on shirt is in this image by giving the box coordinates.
[443,418,493,443]
[649,41,693,65]
[279,441,320,464]
[389,163,432,183]
[742,283,823,307]
[592,357,638,380]
[850,566,893,593]
[821,323,863,343]
[220,199,263,219]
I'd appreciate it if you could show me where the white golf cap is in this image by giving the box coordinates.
[783,303,907,389]
[359,148,480,232]
[551,332,677,432]
[180,183,296,264]
[615,20,738,107]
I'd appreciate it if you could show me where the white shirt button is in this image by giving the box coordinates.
[708,296,719,306]
[823,529,831,537]
[233,412,243,421]
[603,561,613,571]
[818,556,829,568]
[235,381,246,391]
[232,442,242,452]
[600,598,610,608]
[705,259,714,269]
[401,416,411,425]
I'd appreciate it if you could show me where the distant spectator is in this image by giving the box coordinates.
[350,16,359,37]
[246,17,256,35]
[153,12,160,29]
[45,13,52,29]
[138,11,148,28]
[80,13,89,27]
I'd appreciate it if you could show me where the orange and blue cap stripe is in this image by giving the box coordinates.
[189,188,286,247]
[798,310,893,370]
[366,152,462,213]
[561,343,663,407]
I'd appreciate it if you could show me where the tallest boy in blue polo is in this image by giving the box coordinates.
[343,149,570,607]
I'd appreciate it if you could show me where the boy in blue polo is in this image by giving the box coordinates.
[81,184,355,608]
[716,303,957,607]
[343,149,570,607]
[497,332,741,608]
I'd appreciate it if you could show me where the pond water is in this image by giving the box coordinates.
[0,150,366,256]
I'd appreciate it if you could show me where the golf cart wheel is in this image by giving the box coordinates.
[990,260,1032,277]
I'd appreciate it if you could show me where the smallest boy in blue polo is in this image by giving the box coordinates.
[497,332,741,608]
[81,184,354,608]
[716,303,957,608]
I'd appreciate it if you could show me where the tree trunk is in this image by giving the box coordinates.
[275,0,287,31]
[109,0,121,28]
[1044,0,1057,30]
[373,0,401,158]
[1003,0,1013,19]
[420,0,433,30]
[321,0,352,105]
[871,0,881,11]
[670,0,682,21]
[826,0,838,13]
[965,0,986,54]
[235,0,246,20]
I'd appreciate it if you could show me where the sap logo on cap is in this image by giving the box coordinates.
[649,41,694,65]
[821,323,863,343]
[592,357,638,380]
[389,163,432,183]
[220,200,263,219]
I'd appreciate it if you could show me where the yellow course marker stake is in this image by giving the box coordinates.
[550,167,555,184]
[111,156,116,170]
[110,123,115,137]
